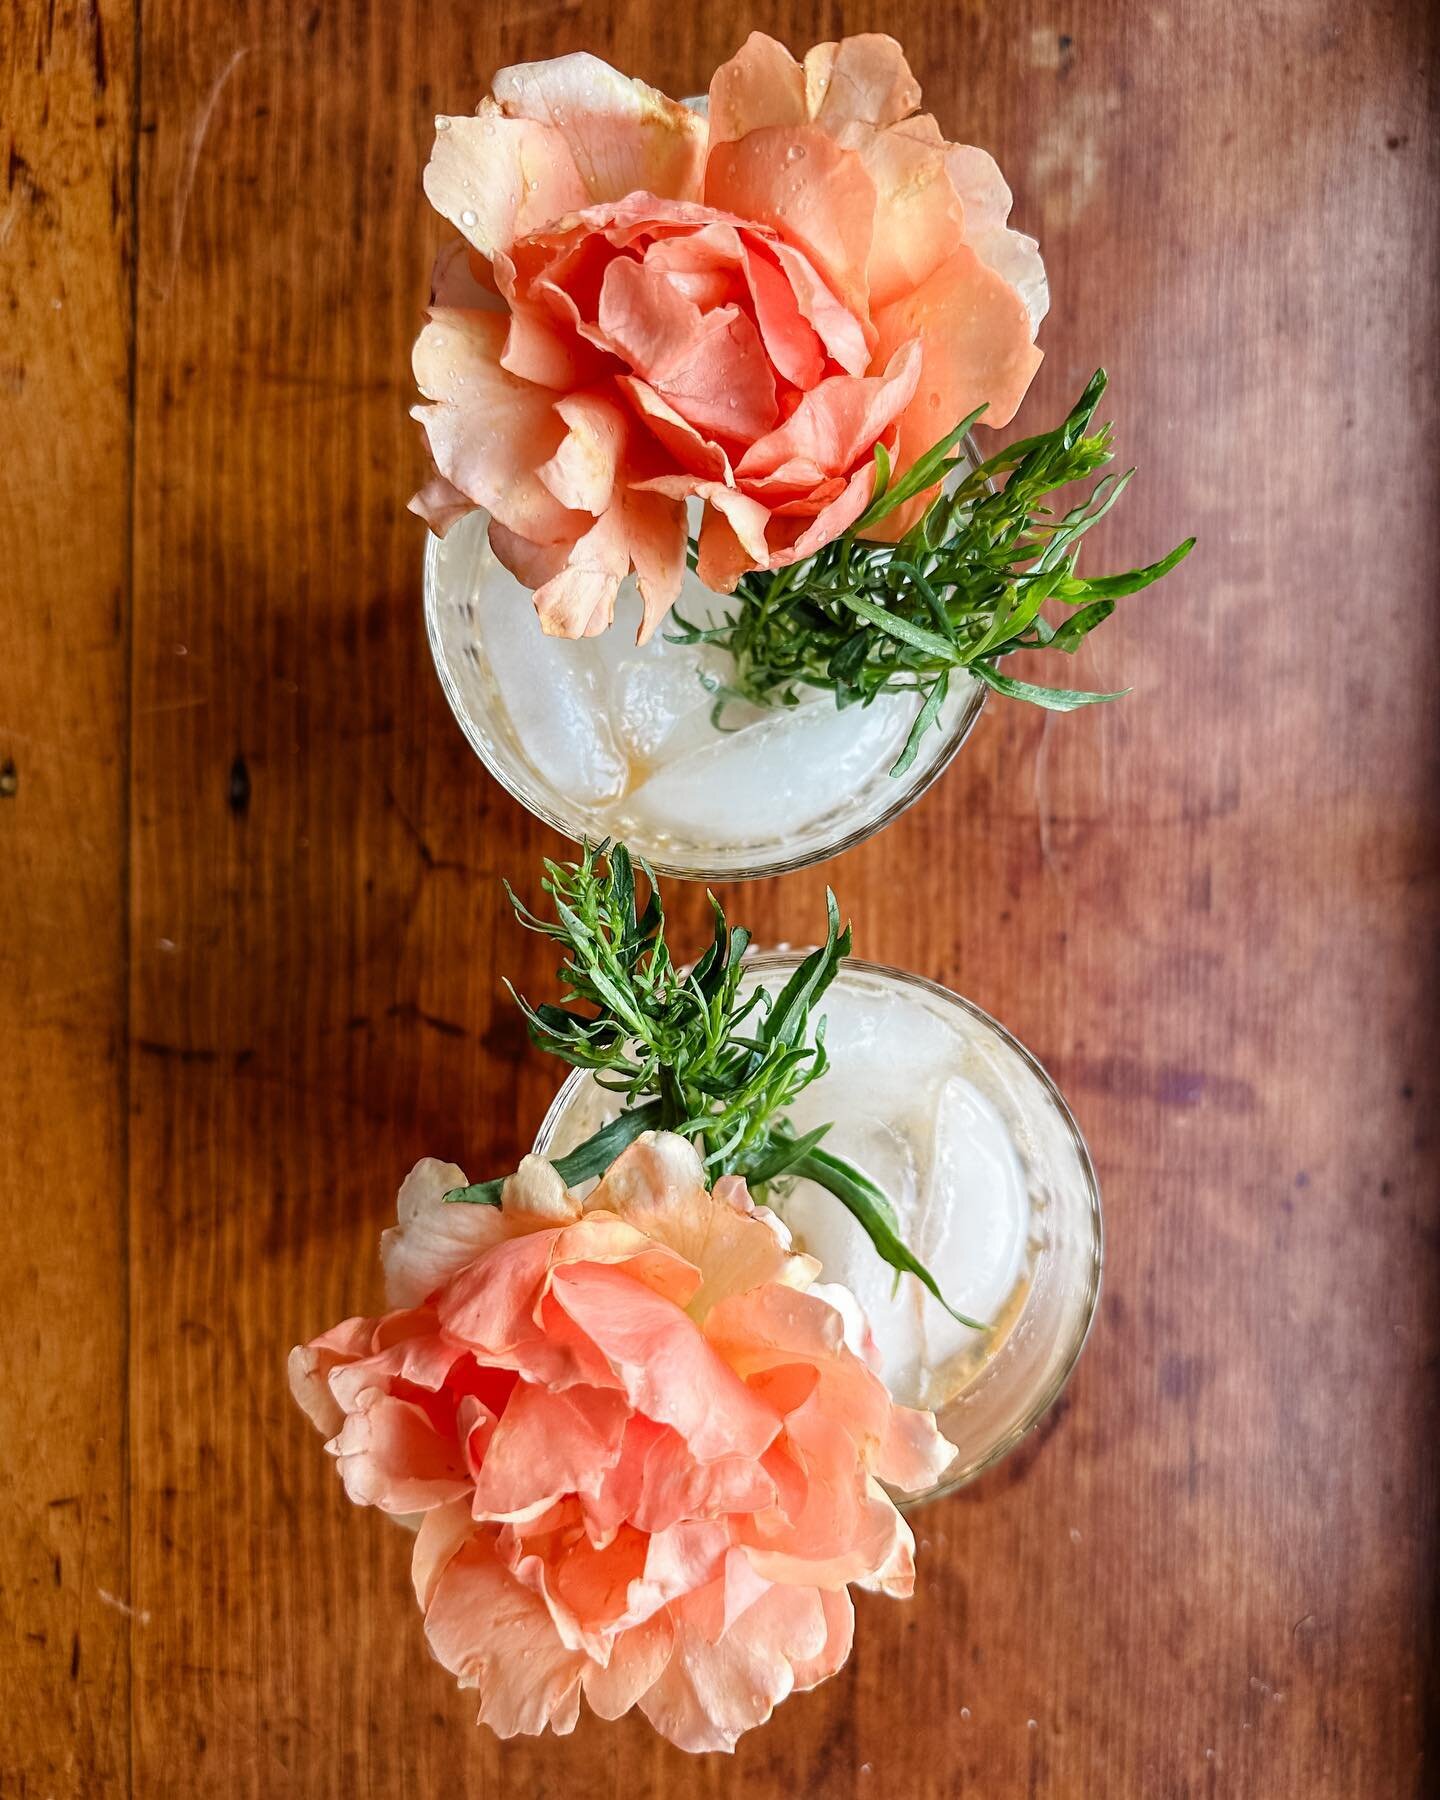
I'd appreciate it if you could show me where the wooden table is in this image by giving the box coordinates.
[4,2,1436,1793]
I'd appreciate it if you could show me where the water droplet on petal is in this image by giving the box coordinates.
[435,115,451,132]
[527,178,539,193]
[461,209,478,228]
[785,142,806,162]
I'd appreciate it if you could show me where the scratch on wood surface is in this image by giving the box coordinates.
[160,47,252,301]
[1033,710,1058,878]
[96,1588,151,1624]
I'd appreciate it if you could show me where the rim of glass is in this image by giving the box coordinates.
[421,443,990,883]
[533,951,1104,1495]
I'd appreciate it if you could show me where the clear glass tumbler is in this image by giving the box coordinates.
[531,953,1103,1501]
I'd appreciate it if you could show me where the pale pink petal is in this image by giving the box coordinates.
[789,1585,854,1691]
[853,1484,917,1597]
[946,144,1050,332]
[548,1262,782,1461]
[493,54,706,205]
[424,1535,586,1737]
[531,503,629,638]
[472,1382,631,1525]
[877,1402,956,1492]
[329,1387,471,1512]
[736,339,920,480]
[499,298,605,390]
[501,1153,582,1223]
[288,1316,376,1436]
[802,35,923,130]
[424,104,589,261]
[707,31,806,146]
[850,115,966,308]
[615,376,732,482]
[583,1133,816,1319]
[411,309,587,545]
[381,1157,503,1309]
[704,127,876,327]
[581,1612,674,1719]
[595,258,778,442]
[411,1495,476,1611]
[488,519,574,591]
[408,473,475,537]
[868,243,1043,536]
[618,485,687,643]
[637,1581,827,1753]
[429,236,501,310]
[537,389,628,514]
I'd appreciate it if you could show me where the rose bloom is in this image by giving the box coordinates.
[410,31,1046,639]
[290,1133,955,1752]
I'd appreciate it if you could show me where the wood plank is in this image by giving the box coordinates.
[7,0,1434,1792]
[0,2,134,1793]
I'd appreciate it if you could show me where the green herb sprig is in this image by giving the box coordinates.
[671,371,1194,778]
[445,841,981,1328]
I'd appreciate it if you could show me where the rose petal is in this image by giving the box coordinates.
[704,127,876,327]
[411,1495,476,1611]
[329,1387,471,1513]
[868,242,1043,536]
[493,54,706,205]
[537,389,629,514]
[707,31,807,146]
[849,115,966,308]
[803,34,923,130]
[381,1157,501,1309]
[472,1382,632,1526]
[581,1611,674,1719]
[424,1534,586,1736]
[424,104,589,261]
[548,1262,782,1462]
[531,503,630,638]
[735,339,920,480]
[789,1585,854,1691]
[288,1316,376,1437]
[637,1581,827,1754]
[411,309,587,545]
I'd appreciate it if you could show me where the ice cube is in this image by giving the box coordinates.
[451,530,627,805]
[617,690,914,844]
[922,1074,1029,1337]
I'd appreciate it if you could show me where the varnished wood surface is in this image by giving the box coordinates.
[3,2,1436,1794]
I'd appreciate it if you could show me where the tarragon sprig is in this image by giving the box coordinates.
[444,840,981,1328]
[670,371,1194,777]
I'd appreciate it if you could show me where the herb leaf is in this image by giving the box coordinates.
[671,372,1193,768]
[448,842,975,1327]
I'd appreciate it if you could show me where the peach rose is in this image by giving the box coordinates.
[410,32,1046,640]
[290,1133,955,1752]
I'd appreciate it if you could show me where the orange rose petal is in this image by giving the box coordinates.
[788,1585,854,1690]
[617,486,688,643]
[637,1581,826,1753]
[869,241,1043,536]
[707,30,807,146]
[803,34,923,130]
[424,104,589,262]
[695,503,755,593]
[854,114,967,308]
[764,461,875,566]
[407,473,475,537]
[581,1612,675,1719]
[704,126,876,327]
[411,308,586,545]
[424,1535,586,1736]
[500,300,606,391]
[472,1382,632,1526]
[614,375,732,482]
[411,1495,476,1611]
[548,1262,783,1463]
[493,53,706,205]
[330,1388,472,1513]
[736,338,920,480]
[530,504,631,638]
[769,237,872,372]
[537,389,628,514]
[486,518,573,590]
[287,1315,376,1436]
[945,143,1049,330]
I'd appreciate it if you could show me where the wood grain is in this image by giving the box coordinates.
[2,0,1437,1794]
